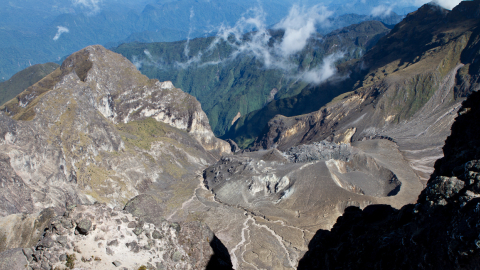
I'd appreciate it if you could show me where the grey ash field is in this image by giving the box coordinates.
[1,1,480,270]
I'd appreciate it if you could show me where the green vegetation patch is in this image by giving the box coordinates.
[65,254,76,269]
[116,117,169,150]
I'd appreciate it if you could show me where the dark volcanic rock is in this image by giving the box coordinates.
[298,89,480,270]
[433,89,480,178]
[285,141,352,163]
[225,139,240,153]
[76,219,92,235]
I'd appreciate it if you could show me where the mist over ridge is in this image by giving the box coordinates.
[0,0,457,81]
[114,10,392,137]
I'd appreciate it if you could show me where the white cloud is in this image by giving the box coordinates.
[144,49,153,60]
[132,56,143,70]
[72,0,103,15]
[53,26,69,41]
[199,6,277,67]
[406,0,462,10]
[203,5,333,70]
[371,5,394,17]
[301,53,344,84]
[274,5,332,57]
[432,0,462,9]
[190,7,195,19]
[184,7,196,58]
[132,4,341,85]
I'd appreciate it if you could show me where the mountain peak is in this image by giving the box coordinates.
[1,45,230,156]
[450,0,480,19]
[0,44,231,217]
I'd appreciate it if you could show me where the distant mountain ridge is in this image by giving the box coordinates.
[0,0,419,81]
[0,0,293,81]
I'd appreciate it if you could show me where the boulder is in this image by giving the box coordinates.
[76,219,92,235]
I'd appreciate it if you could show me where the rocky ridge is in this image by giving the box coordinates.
[0,45,229,217]
[0,62,59,106]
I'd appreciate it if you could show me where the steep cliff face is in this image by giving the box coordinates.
[251,1,480,184]
[0,45,230,217]
[297,86,480,270]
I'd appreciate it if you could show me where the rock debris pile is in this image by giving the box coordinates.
[284,141,353,163]
[17,203,219,270]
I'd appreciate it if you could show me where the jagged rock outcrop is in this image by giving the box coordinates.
[250,1,480,185]
[0,208,56,253]
[2,45,230,156]
[297,88,480,270]
[0,45,230,217]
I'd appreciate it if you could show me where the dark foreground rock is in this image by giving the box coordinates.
[123,194,164,226]
[298,90,480,270]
